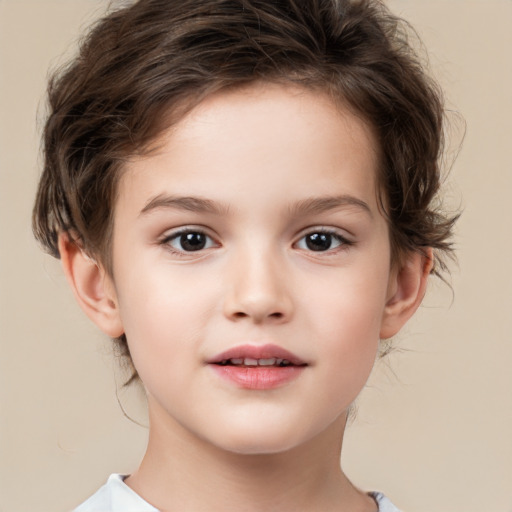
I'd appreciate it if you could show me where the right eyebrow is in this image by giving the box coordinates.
[288,194,373,219]
[139,194,230,217]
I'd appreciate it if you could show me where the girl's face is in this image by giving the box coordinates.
[109,83,398,454]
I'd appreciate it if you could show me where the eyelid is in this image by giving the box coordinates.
[160,225,209,242]
[294,225,352,240]
[160,226,220,255]
[293,226,354,251]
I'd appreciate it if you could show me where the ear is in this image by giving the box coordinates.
[58,233,124,338]
[380,249,433,339]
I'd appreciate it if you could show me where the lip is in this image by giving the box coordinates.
[207,344,306,366]
[207,344,307,390]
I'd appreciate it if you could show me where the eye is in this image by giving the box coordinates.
[295,230,349,252]
[164,230,217,252]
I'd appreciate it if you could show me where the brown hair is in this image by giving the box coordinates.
[33,0,458,381]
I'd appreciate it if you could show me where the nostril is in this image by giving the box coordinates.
[230,310,284,321]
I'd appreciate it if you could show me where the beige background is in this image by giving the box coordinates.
[0,1,511,511]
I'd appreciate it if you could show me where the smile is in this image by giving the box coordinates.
[208,344,307,390]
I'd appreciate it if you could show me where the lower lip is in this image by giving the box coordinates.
[210,365,305,390]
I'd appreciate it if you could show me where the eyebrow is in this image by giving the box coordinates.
[139,193,372,219]
[288,195,373,218]
[140,194,230,216]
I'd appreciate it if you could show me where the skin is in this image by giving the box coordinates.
[60,83,432,512]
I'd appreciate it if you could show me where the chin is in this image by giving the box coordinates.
[227,438,297,455]
[220,439,300,456]
[205,419,314,456]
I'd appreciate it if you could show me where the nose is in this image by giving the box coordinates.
[223,248,293,324]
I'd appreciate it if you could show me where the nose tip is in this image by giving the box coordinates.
[223,256,293,324]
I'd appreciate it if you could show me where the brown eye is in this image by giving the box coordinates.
[179,232,207,251]
[166,230,215,252]
[296,231,349,252]
[305,233,333,251]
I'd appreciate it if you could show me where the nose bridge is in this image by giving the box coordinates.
[224,239,292,323]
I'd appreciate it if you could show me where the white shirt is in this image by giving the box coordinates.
[74,474,402,512]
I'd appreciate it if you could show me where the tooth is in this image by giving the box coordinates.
[281,359,291,366]
[230,358,244,365]
[276,359,283,365]
[258,358,276,366]
[244,358,258,366]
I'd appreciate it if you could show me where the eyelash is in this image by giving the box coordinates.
[160,227,217,257]
[294,228,353,254]
[160,227,353,256]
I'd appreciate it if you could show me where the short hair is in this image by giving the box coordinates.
[33,0,458,381]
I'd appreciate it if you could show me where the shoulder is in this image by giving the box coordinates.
[73,474,158,512]
[369,491,403,512]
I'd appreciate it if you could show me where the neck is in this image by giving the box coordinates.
[125,404,376,512]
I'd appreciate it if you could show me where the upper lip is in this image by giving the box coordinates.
[207,344,307,366]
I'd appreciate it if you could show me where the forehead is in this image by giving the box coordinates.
[117,83,380,219]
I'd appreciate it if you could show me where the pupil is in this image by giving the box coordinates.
[181,232,206,251]
[306,233,331,251]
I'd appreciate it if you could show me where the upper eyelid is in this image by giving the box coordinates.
[160,225,216,241]
[294,226,353,240]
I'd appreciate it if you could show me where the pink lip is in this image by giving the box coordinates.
[207,344,307,390]
[208,344,306,365]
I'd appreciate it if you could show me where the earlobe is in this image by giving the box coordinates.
[58,233,124,338]
[380,249,433,340]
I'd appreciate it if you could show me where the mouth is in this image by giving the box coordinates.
[216,358,299,367]
[208,344,307,368]
[207,344,307,390]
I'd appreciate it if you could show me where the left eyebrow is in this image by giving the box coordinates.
[139,194,231,217]
[288,195,373,218]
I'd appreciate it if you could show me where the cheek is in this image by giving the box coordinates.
[312,309,380,417]
[319,303,381,382]
[114,263,218,374]
[304,263,389,343]
[301,267,389,391]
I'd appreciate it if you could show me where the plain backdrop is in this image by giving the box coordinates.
[0,1,511,511]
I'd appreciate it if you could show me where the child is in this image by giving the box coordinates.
[32,0,456,510]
